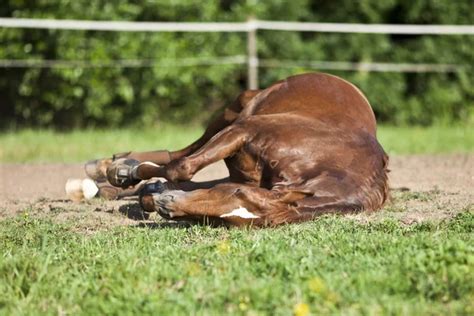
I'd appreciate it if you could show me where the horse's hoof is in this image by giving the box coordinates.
[106,158,141,188]
[84,158,112,181]
[65,178,99,202]
[139,180,167,212]
[84,152,131,182]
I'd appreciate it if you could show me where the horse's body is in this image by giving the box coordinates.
[90,73,389,226]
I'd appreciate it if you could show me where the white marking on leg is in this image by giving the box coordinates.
[220,206,259,219]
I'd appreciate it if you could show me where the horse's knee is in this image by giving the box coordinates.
[165,157,194,181]
[139,180,167,212]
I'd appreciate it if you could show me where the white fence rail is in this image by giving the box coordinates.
[1,18,473,34]
[0,18,473,88]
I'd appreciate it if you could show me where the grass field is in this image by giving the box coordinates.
[1,210,472,315]
[1,125,473,315]
[0,124,473,163]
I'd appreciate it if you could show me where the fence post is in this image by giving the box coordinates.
[247,18,258,90]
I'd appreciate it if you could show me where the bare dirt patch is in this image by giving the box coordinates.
[1,154,472,231]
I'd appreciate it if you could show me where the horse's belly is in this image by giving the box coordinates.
[224,149,262,185]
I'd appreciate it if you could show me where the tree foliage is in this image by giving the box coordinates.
[0,0,472,129]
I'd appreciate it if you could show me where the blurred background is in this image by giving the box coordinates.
[0,0,472,162]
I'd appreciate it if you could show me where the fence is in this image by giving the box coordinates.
[1,17,473,89]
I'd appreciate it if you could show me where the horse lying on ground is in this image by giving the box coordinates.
[85,73,389,226]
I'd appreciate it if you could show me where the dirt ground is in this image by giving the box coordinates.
[1,154,472,229]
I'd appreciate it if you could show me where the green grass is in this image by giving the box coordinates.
[377,125,474,155]
[1,212,473,315]
[0,124,204,163]
[0,125,472,163]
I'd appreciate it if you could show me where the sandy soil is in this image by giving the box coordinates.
[1,154,472,229]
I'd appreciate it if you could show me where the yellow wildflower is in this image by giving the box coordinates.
[239,302,248,311]
[293,302,310,316]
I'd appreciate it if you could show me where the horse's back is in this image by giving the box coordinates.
[243,73,377,136]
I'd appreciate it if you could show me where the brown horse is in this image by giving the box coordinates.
[86,73,389,226]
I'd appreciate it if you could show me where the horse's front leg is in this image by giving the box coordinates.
[86,90,259,184]
[140,183,275,227]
